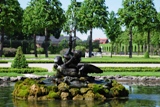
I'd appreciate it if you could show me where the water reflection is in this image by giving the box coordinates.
[1,82,160,107]
[12,99,128,107]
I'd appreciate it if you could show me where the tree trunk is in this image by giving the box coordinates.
[120,42,122,54]
[147,30,150,55]
[138,43,140,55]
[129,27,132,58]
[158,42,160,56]
[0,27,4,57]
[89,27,92,57]
[34,34,38,57]
[110,43,114,58]
[45,28,48,58]
[73,26,76,51]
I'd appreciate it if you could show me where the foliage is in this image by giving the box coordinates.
[60,48,68,56]
[118,0,137,58]
[3,48,17,57]
[77,0,108,57]
[104,11,121,42]
[23,0,65,35]
[63,0,81,34]
[93,48,99,52]
[23,0,65,58]
[118,0,158,58]
[58,39,68,49]
[99,67,160,72]
[104,11,121,57]
[0,0,23,57]
[77,0,108,32]
[144,51,149,58]
[37,47,44,54]
[75,45,86,57]
[11,46,28,68]
[0,67,48,73]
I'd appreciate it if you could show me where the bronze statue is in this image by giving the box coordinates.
[52,35,103,87]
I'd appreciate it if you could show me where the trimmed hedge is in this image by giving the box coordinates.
[27,60,54,63]
[3,48,17,57]
[0,60,9,63]
[27,60,160,63]
[100,67,160,72]
[81,60,160,63]
[0,67,48,73]
[11,46,28,68]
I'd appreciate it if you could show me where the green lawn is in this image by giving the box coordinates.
[1,54,160,77]
[1,72,160,77]
[82,55,160,63]
[2,54,160,63]
[90,72,160,77]
[0,73,23,77]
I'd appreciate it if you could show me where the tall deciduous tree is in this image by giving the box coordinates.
[23,0,65,58]
[64,0,81,51]
[77,0,108,57]
[0,0,23,57]
[132,28,146,55]
[134,0,158,58]
[118,0,158,58]
[118,0,137,58]
[37,0,65,58]
[104,11,121,57]
[23,2,39,57]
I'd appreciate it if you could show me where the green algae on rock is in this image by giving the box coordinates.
[12,78,129,100]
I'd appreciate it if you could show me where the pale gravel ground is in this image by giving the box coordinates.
[1,63,160,72]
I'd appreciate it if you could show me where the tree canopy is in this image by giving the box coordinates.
[77,0,108,57]
[0,0,23,57]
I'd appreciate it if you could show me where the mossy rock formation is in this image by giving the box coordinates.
[12,78,129,100]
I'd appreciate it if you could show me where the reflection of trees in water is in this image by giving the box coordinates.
[131,86,160,94]
[0,85,13,107]
[12,99,128,107]
[125,99,156,107]
[12,100,102,107]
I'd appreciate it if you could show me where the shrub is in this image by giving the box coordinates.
[0,67,48,73]
[3,48,17,57]
[99,67,160,72]
[37,47,44,54]
[60,48,68,56]
[93,48,99,52]
[11,46,28,68]
[144,51,149,58]
[75,46,86,57]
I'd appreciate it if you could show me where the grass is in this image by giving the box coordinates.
[1,71,160,77]
[1,54,160,77]
[0,72,55,77]
[1,54,160,63]
[90,72,160,77]
[82,55,160,63]
[34,71,160,77]
[33,72,55,76]
[0,73,23,77]
[24,54,160,63]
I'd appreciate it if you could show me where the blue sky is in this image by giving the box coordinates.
[18,0,160,40]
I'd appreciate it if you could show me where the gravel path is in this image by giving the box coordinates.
[1,63,160,72]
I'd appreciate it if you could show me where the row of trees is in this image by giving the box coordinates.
[0,0,108,58]
[105,0,160,58]
[0,0,160,58]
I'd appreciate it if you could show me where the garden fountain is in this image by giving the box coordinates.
[12,35,129,100]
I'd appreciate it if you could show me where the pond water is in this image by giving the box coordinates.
[1,82,160,107]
